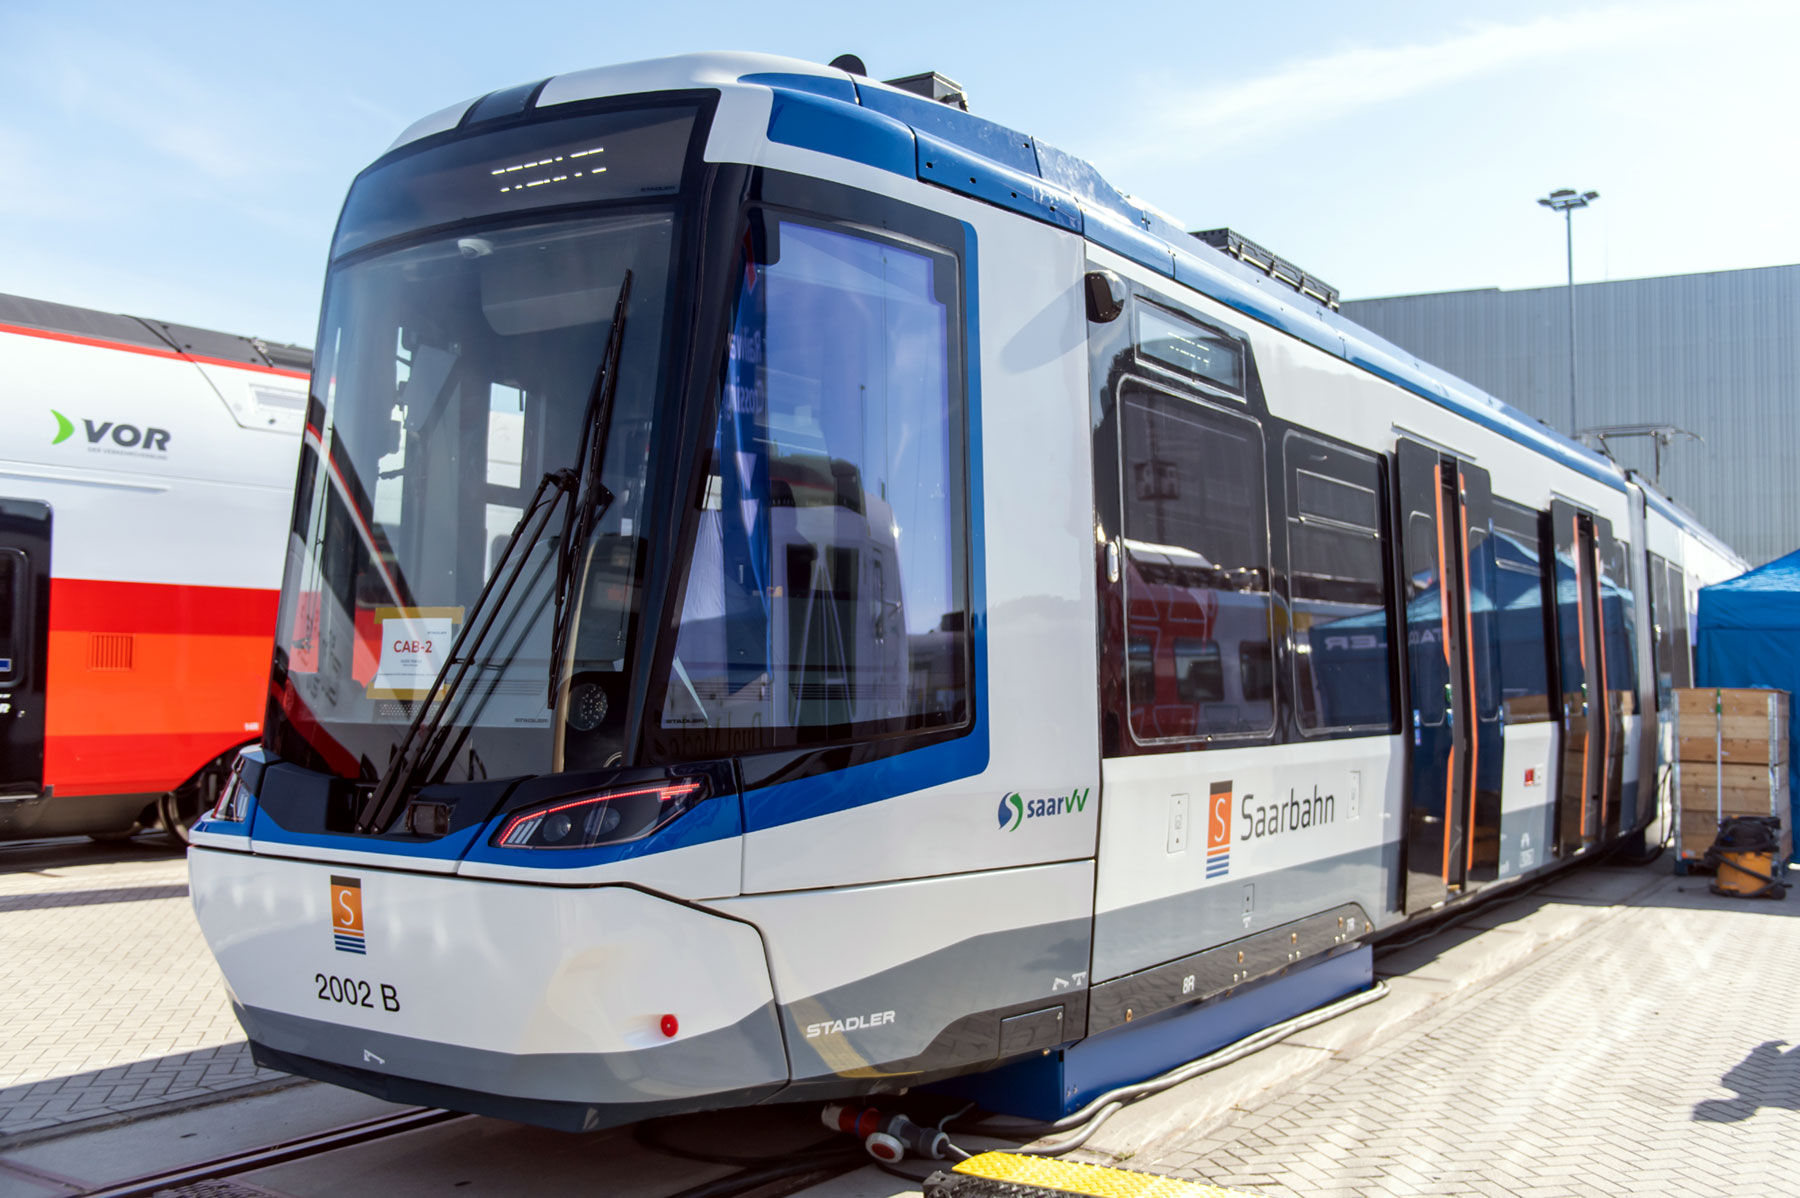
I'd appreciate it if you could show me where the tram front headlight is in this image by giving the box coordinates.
[492,777,707,850]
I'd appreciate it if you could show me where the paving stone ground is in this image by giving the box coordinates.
[0,840,280,1138]
[1139,870,1800,1197]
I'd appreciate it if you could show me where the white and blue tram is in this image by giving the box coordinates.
[188,52,1745,1131]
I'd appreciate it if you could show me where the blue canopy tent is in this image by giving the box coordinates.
[1696,549,1800,858]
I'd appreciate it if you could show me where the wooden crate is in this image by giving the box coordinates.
[1672,688,1791,864]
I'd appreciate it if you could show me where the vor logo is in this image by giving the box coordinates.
[330,875,366,955]
[50,408,172,453]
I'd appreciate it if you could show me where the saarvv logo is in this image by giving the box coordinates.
[998,787,1091,831]
[51,409,74,444]
[998,792,1025,831]
[330,875,366,955]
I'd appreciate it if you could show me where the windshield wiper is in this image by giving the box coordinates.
[355,270,633,834]
[549,269,632,708]
[356,466,576,833]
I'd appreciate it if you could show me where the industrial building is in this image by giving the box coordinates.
[1342,264,1800,566]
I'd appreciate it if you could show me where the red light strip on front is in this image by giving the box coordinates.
[495,781,702,846]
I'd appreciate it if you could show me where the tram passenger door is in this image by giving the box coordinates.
[0,499,51,801]
[1396,441,1501,912]
[1460,467,1505,885]
[1550,502,1606,854]
[1594,521,1628,840]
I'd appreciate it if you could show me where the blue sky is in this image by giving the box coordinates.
[3,0,1795,346]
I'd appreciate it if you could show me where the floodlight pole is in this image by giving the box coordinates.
[1538,189,1599,437]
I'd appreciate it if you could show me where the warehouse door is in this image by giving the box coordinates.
[1397,441,1502,912]
[0,499,51,800]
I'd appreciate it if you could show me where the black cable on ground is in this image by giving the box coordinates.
[876,1158,940,1185]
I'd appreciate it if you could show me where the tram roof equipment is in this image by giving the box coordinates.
[389,52,1690,508]
[1193,228,1340,310]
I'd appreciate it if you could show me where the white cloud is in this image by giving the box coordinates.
[1114,4,1718,160]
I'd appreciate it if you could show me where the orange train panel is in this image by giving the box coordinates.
[43,577,277,797]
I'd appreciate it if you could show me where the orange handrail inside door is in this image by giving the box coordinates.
[1460,470,1480,875]
[1435,467,1456,882]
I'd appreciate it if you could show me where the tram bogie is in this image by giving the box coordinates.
[188,51,1746,1130]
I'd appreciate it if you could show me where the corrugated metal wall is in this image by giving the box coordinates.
[1342,265,1800,565]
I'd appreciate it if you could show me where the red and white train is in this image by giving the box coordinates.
[0,293,308,841]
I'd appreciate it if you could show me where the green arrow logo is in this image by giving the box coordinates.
[50,409,73,445]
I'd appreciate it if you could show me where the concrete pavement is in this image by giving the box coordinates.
[804,861,1800,1198]
[0,839,283,1138]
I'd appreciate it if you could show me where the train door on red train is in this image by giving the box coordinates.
[1396,440,1503,912]
[0,499,51,802]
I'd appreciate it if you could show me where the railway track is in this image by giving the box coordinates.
[70,1107,463,1197]
[42,1105,864,1198]
[0,835,180,875]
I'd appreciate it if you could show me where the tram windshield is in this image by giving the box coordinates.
[270,107,697,783]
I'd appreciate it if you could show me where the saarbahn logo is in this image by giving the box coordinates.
[1206,780,1232,878]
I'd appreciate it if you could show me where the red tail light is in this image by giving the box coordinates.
[492,779,705,850]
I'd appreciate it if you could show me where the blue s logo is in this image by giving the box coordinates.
[998,792,1024,831]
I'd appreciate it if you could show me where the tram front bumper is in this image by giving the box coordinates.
[188,847,788,1130]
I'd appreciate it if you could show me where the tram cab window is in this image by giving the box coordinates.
[1119,382,1272,741]
[1491,499,1552,724]
[1284,433,1394,732]
[658,217,968,750]
[275,205,679,781]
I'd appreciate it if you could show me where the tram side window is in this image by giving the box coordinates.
[1650,552,1676,709]
[1120,383,1272,740]
[1490,499,1553,724]
[1134,304,1244,394]
[1284,433,1393,732]
[1603,540,1637,701]
[658,217,967,749]
[1668,563,1693,688]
